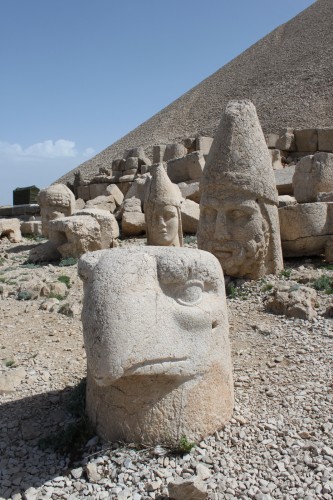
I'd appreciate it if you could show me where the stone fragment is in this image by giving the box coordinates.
[28,240,60,263]
[167,152,205,183]
[75,208,119,246]
[122,197,142,213]
[168,477,208,499]
[106,184,124,206]
[125,147,151,168]
[196,463,211,480]
[294,129,318,152]
[145,164,183,246]
[20,220,42,237]
[0,367,25,394]
[318,128,333,152]
[38,184,75,238]
[267,128,295,151]
[163,143,187,162]
[85,195,116,213]
[279,202,333,260]
[75,198,85,210]
[85,462,101,482]
[195,136,214,156]
[269,149,284,169]
[122,212,146,236]
[278,195,297,208]
[77,185,90,201]
[274,165,295,196]
[48,216,102,259]
[293,153,333,203]
[317,191,333,202]
[124,174,151,204]
[178,180,200,203]
[39,298,59,312]
[153,144,166,164]
[78,247,234,445]
[180,199,200,234]
[198,99,283,279]
[0,218,22,242]
[265,284,317,320]
[90,183,111,199]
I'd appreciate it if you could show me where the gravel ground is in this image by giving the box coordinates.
[0,237,332,500]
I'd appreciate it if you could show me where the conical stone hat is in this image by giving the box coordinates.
[146,164,182,207]
[201,99,278,205]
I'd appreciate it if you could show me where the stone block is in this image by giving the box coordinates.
[180,199,199,234]
[125,157,139,171]
[294,129,318,152]
[77,185,90,201]
[178,180,200,203]
[163,143,187,162]
[89,183,108,199]
[293,152,333,203]
[85,195,116,214]
[167,152,205,183]
[274,165,295,195]
[195,136,213,155]
[20,221,42,236]
[153,145,166,164]
[279,202,333,260]
[121,212,146,236]
[318,129,333,152]
[125,174,151,204]
[106,184,124,206]
[278,195,297,208]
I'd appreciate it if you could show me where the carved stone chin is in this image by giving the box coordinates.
[78,247,234,445]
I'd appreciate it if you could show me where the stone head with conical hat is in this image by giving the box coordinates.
[144,163,183,247]
[197,99,283,279]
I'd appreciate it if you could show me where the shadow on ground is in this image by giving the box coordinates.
[0,382,93,498]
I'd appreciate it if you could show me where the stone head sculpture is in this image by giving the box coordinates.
[37,183,75,238]
[78,247,234,445]
[197,100,283,279]
[144,164,183,246]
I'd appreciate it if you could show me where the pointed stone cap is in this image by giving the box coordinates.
[146,163,182,207]
[201,99,278,205]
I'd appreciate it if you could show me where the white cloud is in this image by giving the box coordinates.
[0,139,78,159]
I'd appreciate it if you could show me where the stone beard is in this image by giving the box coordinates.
[198,189,281,280]
[79,247,234,445]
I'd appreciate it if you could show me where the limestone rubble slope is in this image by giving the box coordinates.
[0,236,333,499]
[58,0,333,185]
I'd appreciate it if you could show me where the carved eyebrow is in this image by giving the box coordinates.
[156,256,217,286]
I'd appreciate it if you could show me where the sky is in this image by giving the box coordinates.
[0,0,315,205]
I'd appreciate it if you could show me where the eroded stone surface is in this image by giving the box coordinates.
[78,247,234,445]
[198,100,283,279]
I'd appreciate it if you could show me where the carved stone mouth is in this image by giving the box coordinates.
[124,357,191,377]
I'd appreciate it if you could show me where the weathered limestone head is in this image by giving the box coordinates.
[78,247,233,445]
[197,99,283,279]
[144,164,183,246]
[37,184,75,238]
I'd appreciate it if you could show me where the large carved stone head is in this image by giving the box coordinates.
[144,164,183,246]
[78,247,233,444]
[37,184,75,238]
[197,100,283,279]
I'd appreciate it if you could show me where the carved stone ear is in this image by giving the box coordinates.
[78,250,104,282]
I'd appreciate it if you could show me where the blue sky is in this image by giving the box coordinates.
[0,0,314,205]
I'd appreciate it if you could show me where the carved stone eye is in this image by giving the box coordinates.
[177,280,204,306]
